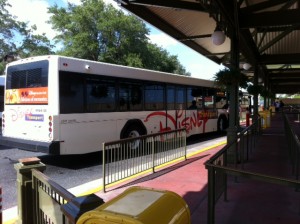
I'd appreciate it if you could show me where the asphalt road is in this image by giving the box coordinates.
[0,132,226,210]
[0,146,104,210]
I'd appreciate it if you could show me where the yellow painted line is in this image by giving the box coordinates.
[3,206,18,224]
[3,218,17,224]
[187,140,226,158]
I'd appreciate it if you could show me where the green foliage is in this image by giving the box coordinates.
[48,0,190,75]
[0,0,19,73]
[247,85,263,95]
[48,0,149,62]
[0,0,53,74]
[261,89,275,98]
[292,94,300,99]
[213,67,249,89]
[1,0,190,76]
[17,25,54,58]
[0,0,18,55]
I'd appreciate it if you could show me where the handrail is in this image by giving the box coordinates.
[205,118,262,224]
[205,114,300,224]
[102,128,187,192]
[283,112,300,180]
[32,169,76,224]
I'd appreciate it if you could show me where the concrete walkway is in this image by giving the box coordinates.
[94,113,300,224]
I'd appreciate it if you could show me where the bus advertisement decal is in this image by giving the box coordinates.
[5,87,48,104]
[25,114,44,122]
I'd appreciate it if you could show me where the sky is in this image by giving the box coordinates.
[7,0,224,80]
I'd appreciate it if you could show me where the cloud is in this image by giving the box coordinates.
[147,33,178,49]
[145,30,223,79]
[63,0,82,5]
[187,62,223,80]
[7,0,56,39]
[7,0,122,40]
[6,0,222,80]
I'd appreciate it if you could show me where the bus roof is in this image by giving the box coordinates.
[6,55,216,88]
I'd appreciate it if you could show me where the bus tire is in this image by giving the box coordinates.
[121,122,146,150]
[217,115,228,132]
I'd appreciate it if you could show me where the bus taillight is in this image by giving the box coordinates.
[49,116,53,133]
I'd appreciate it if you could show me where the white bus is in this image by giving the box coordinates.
[0,76,5,129]
[1,55,228,155]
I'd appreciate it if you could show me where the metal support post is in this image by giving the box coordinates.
[14,157,46,224]
[61,194,104,224]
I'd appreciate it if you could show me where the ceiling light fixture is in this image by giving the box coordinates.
[211,26,226,46]
[243,63,251,70]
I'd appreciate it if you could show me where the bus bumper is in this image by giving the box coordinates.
[0,136,60,154]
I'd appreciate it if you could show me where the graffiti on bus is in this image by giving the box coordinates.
[144,110,217,134]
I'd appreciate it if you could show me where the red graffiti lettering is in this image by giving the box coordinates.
[144,110,216,134]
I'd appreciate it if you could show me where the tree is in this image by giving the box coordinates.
[213,67,249,90]
[0,0,54,74]
[48,0,149,61]
[17,25,55,58]
[48,0,190,75]
[0,0,20,72]
[144,43,190,75]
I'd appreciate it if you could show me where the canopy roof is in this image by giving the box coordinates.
[116,0,300,94]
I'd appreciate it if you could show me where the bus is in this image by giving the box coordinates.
[1,55,228,155]
[0,76,5,129]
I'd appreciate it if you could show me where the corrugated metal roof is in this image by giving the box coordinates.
[118,0,300,94]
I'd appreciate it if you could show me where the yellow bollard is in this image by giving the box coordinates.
[266,111,271,127]
[77,186,191,224]
[270,106,275,116]
[259,112,267,129]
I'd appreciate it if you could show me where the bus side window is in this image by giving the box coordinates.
[188,87,203,109]
[204,87,215,110]
[144,83,164,111]
[87,79,116,112]
[130,84,143,111]
[59,72,84,114]
[167,85,175,110]
[119,82,143,111]
[176,87,186,110]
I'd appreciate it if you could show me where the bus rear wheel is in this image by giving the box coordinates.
[122,124,145,150]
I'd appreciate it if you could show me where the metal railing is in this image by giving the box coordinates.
[102,128,187,192]
[0,187,2,224]
[284,112,300,180]
[205,115,300,224]
[205,119,262,224]
[32,169,76,224]
[14,160,104,224]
